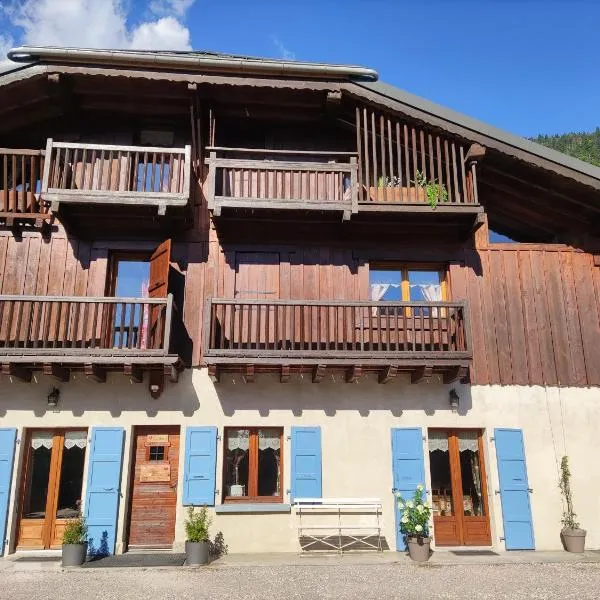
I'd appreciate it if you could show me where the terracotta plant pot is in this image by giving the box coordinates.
[561,528,586,553]
[406,536,431,562]
[186,541,210,565]
[62,542,88,567]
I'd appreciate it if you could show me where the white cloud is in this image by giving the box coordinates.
[0,0,197,67]
[271,35,295,61]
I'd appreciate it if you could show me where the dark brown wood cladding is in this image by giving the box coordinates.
[1,230,599,386]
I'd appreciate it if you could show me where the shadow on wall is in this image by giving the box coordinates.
[0,370,200,418]
[214,373,473,418]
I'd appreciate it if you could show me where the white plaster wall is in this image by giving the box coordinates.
[1,368,598,555]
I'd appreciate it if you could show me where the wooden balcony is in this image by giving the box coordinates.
[41,139,192,215]
[0,294,182,394]
[354,108,484,220]
[0,149,52,229]
[205,147,359,220]
[204,299,471,383]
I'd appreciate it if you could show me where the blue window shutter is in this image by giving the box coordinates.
[0,428,17,556]
[291,427,322,501]
[494,428,535,550]
[84,427,125,557]
[391,428,425,551]
[183,427,217,506]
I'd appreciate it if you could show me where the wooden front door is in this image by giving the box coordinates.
[17,429,87,550]
[127,426,180,549]
[428,429,491,546]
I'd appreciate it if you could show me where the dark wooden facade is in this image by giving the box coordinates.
[0,58,599,392]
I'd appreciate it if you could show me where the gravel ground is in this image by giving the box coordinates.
[2,562,600,600]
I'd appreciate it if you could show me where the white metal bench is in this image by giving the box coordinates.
[293,497,383,553]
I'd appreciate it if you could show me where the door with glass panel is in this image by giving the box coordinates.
[17,429,87,549]
[428,429,491,546]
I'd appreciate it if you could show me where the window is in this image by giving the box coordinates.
[149,446,166,461]
[223,428,283,503]
[369,265,447,316]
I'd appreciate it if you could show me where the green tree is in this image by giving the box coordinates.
[533,127,600,167]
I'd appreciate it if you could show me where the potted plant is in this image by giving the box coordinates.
[368,171,448,207]
[185,506,211,565]
[61,515,87,567]
[559,456,586,552]
[395,484,432,562]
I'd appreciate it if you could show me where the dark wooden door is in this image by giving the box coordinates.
[234,252,280,347]
[429,429,491,546]
[128,426,180,549]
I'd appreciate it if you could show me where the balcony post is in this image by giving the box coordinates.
[162,294,174,354]
[41,138,53,195]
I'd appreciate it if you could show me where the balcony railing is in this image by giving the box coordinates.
[204,299,471,361]
[355,108,481,209]
[0,294,173,357]
[0,148,49,223]
[205,147,358,219]
[41,140,191,213]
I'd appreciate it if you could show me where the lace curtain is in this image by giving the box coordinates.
[227,429,281,451]
[31,431,54,449]
[369,283,442,301]
[428,431,479,453]
[64,431,87,449]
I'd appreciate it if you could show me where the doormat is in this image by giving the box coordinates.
[83,553,186,568]
[450,550,499,556]
[15,556,62,563]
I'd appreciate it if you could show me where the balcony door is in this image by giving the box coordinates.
[428,429,491,546]
[233,252,280,348]
[17,429,87,549]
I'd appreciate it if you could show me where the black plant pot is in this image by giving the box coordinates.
[186,541,209,566]
[62,543,88,567]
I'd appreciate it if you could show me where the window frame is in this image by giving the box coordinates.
[369,263,449,302]
[222,427,284,504]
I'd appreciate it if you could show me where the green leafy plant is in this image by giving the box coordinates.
[185,506,211,543]
[62,515,87,545]
[559,456,581,531]
[394,485,432,539]
[377,175,401,188]
[414,170,448,209]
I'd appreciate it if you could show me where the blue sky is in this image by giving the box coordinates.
[1,0,599,137]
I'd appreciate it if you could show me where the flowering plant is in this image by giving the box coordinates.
[394,485,432,539]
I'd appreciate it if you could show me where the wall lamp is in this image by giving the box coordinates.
[47,387,60,408]
[449,388,459,413]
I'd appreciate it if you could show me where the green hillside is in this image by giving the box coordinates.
[533,128,600,167]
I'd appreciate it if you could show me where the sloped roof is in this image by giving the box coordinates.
[3,45,600,189]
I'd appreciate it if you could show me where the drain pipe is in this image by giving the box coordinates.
[7,46,379,82]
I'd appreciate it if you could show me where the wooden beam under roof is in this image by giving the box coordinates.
[1,363,32,382]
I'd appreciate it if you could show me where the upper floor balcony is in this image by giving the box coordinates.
[0,294,181,396]
[205,147,359,220]
[203,298,471,384]
[42,139,192,215]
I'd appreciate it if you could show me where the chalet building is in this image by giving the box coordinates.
[0,46,599,557]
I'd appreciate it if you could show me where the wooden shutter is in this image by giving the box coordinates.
[84,427,125,557]
[148,239,171,350]
[291,427,322,501]
[391,427,426,550]
[0,428,17,556]
[183,427,217,506]
[494,428,535,550]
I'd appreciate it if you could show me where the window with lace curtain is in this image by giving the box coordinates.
[223,427,283,503]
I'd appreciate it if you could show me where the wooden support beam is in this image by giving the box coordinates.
[43,363,70,383]
[1,363,32,382]
[149,369,164,399]
[443,366,461,384]
[208,364,220,383]
[312,364,326,383]
[458,366,470,384]
[346,366,362,383]
[465,143,486,163]
[243,364,255,383]
[379,365,398,384]
[280,365,291,383]
[124,364,143,383]
[165,364,179,383]
[84,363,106,383]
[411,365,433,384]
